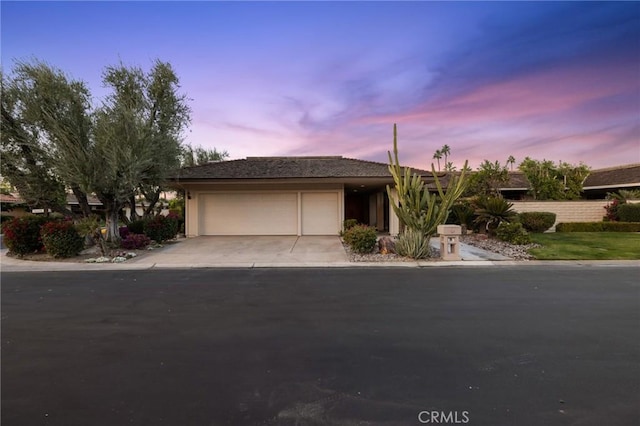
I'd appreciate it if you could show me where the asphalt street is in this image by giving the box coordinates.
[2,267,638,426]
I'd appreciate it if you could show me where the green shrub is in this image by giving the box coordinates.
[142,213,180,243]
[395,228,431,259]
[449,201,476,229]
[2,216,48,255]
[473,196,516,234]
[40,220,84,258]
[127,219,146,235]
[496,222,532,245]
[556,222,640,232]
[343,218,359,232]
[518,212,557,233]
[343,224,377,254]
[617,203,640,222]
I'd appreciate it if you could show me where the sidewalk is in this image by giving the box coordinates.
[2,243,639,272]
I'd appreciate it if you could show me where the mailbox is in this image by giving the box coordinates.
[437,224,462,261]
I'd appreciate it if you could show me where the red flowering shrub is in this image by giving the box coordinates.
[143,213,180,243]
[2,216,48,255]
[120,233,151,250]
[604,199,620,221]
[40,220,84,258]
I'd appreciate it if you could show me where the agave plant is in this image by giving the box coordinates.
[473,196,516,234]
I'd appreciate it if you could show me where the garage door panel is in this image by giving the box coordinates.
[201,193,297,235]
[302,192,339,235]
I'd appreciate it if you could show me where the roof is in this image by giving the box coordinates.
[0,193,25,204]
[583,164,640,189]
[174,156,436,180]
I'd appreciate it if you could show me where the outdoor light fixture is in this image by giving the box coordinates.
[187,191,192,200]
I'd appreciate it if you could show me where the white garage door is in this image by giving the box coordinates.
[302,192,339,235]
[200,193,297,235]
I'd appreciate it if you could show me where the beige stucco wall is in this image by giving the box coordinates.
[511,200,609,226]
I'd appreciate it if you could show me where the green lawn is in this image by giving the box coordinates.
[529,232,640,260]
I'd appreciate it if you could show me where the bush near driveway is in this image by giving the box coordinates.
[2,215,49,255]
[343,224,377,254]
[40,220,84,258]
[142,213,180,243]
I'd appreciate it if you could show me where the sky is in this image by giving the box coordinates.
[2,1,639,170]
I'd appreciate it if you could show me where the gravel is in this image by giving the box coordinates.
[344,235,541,262]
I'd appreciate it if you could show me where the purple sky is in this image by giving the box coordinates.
[2,1,639,170]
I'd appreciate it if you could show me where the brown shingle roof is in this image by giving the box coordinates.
[583,164,640,188]
[175,156,435,180]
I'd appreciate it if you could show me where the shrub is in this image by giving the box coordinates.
[449,201,476,230]
[120,233,151,250]
[496,222,532,245]
[604,199,620,221]
[341,219,359,234]
[119,226,130,239]
[473,196,516,234]
[556,222,640,232]
[518,212,556,233]
[127,219,146,235]
[40,220,84,258]
[143,214,180,243]
[395,228,431,259]
[343,224,377,254]
[2,216,48,255]
[617,203,640,223]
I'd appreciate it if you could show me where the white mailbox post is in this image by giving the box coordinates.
[437,224,462,261]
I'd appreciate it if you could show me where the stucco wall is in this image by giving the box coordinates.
[511,200,609,225]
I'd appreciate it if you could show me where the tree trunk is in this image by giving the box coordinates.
[129,194,139,222]
[71,186,92,217]
[143,188,161,217]
[105,204,121,243]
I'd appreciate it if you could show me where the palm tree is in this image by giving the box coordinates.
[432,149,442,171]
[441,144,451,165]
[507,155,516,171]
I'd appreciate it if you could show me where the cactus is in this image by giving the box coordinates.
[386,123,468,239]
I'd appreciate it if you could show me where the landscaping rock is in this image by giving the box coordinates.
[378,236,396,254]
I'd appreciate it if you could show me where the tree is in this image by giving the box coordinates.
[181,145,229,167]
[89,60,191,239]
[466,160,509,197]
[1,62,92,217]
[519,158,590,200]
[432,149,442,171]
[441,144,451,166]
[507,155,516,171]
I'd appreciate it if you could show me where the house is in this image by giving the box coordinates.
[499,163,640,199]
[172,156,436,237]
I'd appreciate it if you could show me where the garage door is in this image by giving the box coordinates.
[200,193,297,235]
[302,192,339,235]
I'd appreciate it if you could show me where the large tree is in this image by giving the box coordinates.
[89,60,191,239]
[519,158,590,200]
[1,62,93,216]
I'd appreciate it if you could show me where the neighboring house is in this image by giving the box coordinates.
[172,156,437,237]
[499,163,640,200]
[0,193,29,217]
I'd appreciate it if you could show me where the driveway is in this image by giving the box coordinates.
[131,235,350,267]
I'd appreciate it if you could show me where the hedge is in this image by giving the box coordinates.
[518,212,556,233]
[2,216,49,255]
[617,203,640,223]
[342,224,377,253]
[556,222,640,232]
[40,220,84,258]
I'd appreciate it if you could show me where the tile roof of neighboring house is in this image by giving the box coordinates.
[175,156,438,180]
[66,193,103,205]
[583,164,640,189]
[499,164,640,190]
[0,193,25,204]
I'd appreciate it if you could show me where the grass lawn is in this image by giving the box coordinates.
[529,232,640,260]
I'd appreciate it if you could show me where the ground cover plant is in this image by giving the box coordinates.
[529,232,640,260]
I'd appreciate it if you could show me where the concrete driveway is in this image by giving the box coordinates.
[131,236,350,267]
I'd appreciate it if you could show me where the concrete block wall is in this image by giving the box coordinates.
[511,200,609,225]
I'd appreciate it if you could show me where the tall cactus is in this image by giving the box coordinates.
[386,123,468,238]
